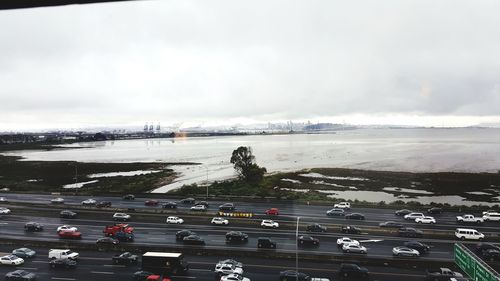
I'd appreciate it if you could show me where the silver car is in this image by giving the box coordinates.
[342,243,367,254]
[392,246,420,256]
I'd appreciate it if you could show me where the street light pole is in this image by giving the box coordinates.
[205,166,209,199]
[296,216,300,281]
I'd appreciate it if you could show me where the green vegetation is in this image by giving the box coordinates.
[230,146,267,183]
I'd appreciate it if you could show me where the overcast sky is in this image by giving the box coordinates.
[1,0,500,130]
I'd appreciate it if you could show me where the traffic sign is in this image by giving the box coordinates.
[454,243,500,281]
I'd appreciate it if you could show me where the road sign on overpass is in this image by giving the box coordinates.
[454,243,500,281]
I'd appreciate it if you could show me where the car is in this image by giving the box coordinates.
[162,201,177,209]
[342,243,367,254]
[214,263,243,276]
[211,217,229,225]
[455,228,484,240]
[482,249,500,261]
[0,255,24,265]
[395,209,413,216]
[57,225,78,233]
[219,203,235,211]
[183,235,205,245]
[225,231,249,243]
[404,241,430,254]
[0,197,8,202]
[306,223,327,232]
[398,227,423,238]
[114,231,135,242]
[265,208,279,215]
[4,270,36,281]
[180,197,196,204]
[345,213,365,220]
[392,246,420,256]
[122,194,135,200]
[482,210,498,216]
[48,249,79,260]
[326,208,345,216]
[197,201,209,207]
[379,221,403,228]
[475,242,500,254]
[96,237,119,246]
[51,197,65,204]
[217,259,243,269]
[404,212,425,220]
[334,202,351,209]
[112,252,138,265]
[145,200,159,206]
[81,198,97,206]
[133,271,154,281]
[0,207,11,214]
[191,204,207,211]
[11,248,36,259]
[58,229,82,239]
[146,275,171,281]
[456,214,484,224]
[257,237,276,249]
[113,212,131,221]
[96,201,112,208]
[49,258,77,269]
[341,225,362,234]
[59,210,77,219]
[483,212,500,222]
[261,219,279,228]
[24,222,44,232]
[427,207,443,214]
[298,235,320,246]
[336,237,360,247]
[338,263,369,280]
[279,270,310,281]
[176,230,197,240]
[220,274,250,281]
[415,216,436,224]
[166,216,184,224]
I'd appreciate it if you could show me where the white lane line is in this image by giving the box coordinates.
[103,264,126,267]
[91,271,115,274]
[32,260,49,264]
[172,276,197,279]
[17,267,38,270]
[189,269,212,272]
[51,278,76,280]
[0,223,8,225]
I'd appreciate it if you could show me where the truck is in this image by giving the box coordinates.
[141,252,189,275]
[103,223,134,237]
[425,268,463,281]
[456,214,483,224]
[48,249,79,260]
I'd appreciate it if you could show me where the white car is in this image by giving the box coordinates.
[334,202,351,209]
[404,212,425,220]
[56,225,78,232]
[166,216,184,224]
[261,220,279,228]
[392,246,420,257]
[482,210,498,215]
[113,213,131,221]
[415,216,436,224]
[217,259,243,269]
[191,204,207,211]
[220,274,250,281]
[0,197,8,202]
[342,243,367,254]
[483,212,500,222]
[51,198,65,204]
[0,255,24,265]
[81,199,96,206]
[211,217,229,225]
[214,263,243,275]
[0,207,11,214]
[336,237,360,247]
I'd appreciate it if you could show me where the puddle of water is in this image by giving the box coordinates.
[88,170,161,178]
[383,186,434,195]
[63,180,99,189]
[311,180,357,189]
[299,172,368,181]
[281,178,302,184]
[280,188,310,193]
[465,191,493,196]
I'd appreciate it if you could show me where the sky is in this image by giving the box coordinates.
[1,0,500,131]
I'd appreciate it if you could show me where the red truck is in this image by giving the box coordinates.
[103,223,134,237]
[58,229,82,239]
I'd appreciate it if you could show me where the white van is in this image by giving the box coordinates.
[454,228,484,241]
[482,212,500,222]
[48,249,79,260]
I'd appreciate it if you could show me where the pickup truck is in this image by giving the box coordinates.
[456,214,483,224]
[426,268,463,281]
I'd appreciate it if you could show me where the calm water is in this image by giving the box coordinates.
[5,128,500,194]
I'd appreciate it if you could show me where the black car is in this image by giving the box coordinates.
[427,207,443,214]
[180,197,196,204]
[176,230,196,240]
[183,235,205,245]
[112,252,138,265]
[24,222,43,232]
[162,201,177,209]
[96,237,119,246]
[379,221,404,228]
[257,237,277,249]
[114,232,134,242]
[345,213,365,220]
[306,223,327,232]
[122,194,135,200]
[219,203,235,211]
[297,235,319,246]
[398,227,423,238]
[133,271,154,281]
[404,241,430,254]
[225,231,249,243]
[395,209,413,216]
[5,270,36,281]
[341,225,362,234]
[475,243,500,254]
[279,270,310,281]
[59,210,77,219]
[338,263,369,280]
[482,249,500,261]
[96,201,112,208]
[49,258,77,269]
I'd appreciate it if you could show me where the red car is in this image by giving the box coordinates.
[147,275,171,281]
[265,208,280,215]
[58,229,82,239]
[103,223,134,237]
[145,200,159,206]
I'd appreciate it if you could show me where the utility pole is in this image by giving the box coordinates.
[296,216,300,281]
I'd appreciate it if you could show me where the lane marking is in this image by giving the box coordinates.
[51,278,76,280]
[91,271,115,274]
[17,267,38,270]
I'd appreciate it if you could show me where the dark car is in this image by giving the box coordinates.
[219,203,235,211]
[482,249,500,261]
[144,200,159,206]
[345,213,365,220]
[96,237,119,246]
[427,207,443,214]
[279,270,310,281]
[112,252,138,265]
[11,248,36,259]
[96,201,112,208]
[24,222,43,232]
[122,194,135,200]
[341,225,362,234]
[182,235,205,245]
[176,230,196,240]
[395,209,413,216]
[5,270,36,281]
[404,241,430,254]
[114,231,134,242]
[180,197,196,204]
[327,208,345,217]
[398,227,423,238]
[306,223,327,232]
[133,271,154,281]
[475,242,500,254]
[59,210,77,219]
[197,201,209,207]
[338,263,369,280]
[162,201,177,209]
[257,237,277,249]
[225,231,249,243]
[379,221,404,228]
[49,258,77,269]
[297,235,319,246]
